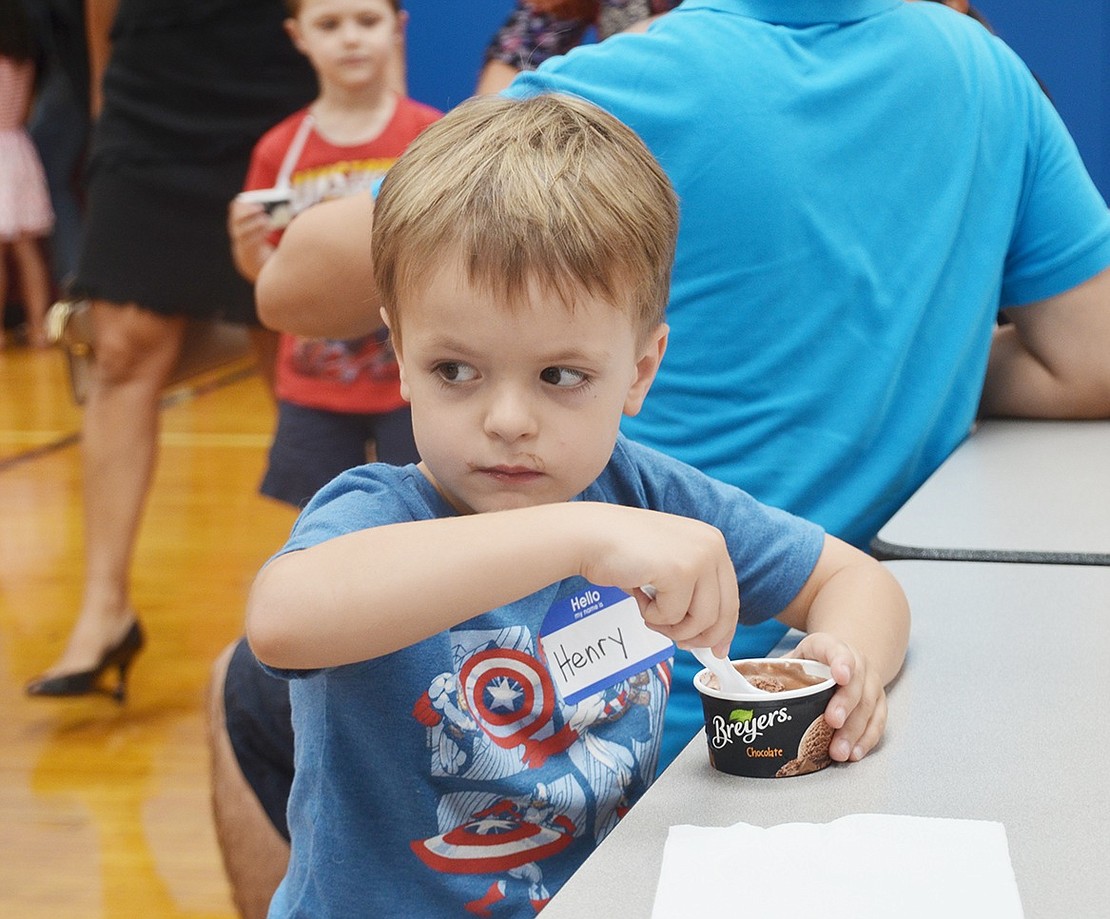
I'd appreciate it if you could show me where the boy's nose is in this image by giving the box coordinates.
[483,388,538,442]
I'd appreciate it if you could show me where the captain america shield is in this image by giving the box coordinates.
[412,808,574,874]
[459,648,556,749]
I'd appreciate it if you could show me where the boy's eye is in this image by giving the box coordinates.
[540,366,587,387]
[434,361,478,383]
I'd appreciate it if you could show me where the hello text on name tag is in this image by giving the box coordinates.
[539,584,675,706]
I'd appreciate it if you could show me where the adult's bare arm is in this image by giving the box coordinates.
[254,194,384,338]
[980,267,1110,418]
[85,0,120,117]
[476,59,521,95]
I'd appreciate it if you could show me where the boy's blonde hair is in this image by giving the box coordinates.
[372,93,678,347]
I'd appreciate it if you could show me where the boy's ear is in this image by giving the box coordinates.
[623,323,668,417]
[381,307,411,402]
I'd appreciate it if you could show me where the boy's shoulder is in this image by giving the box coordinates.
[601,435,810,526]
[283,461,448,554]
[607,433,702,479]
[394,96,445,131]
[607,433,675,470]
[594,434,728,510]
[252,106,313,155]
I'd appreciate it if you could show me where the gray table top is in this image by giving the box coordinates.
[541,560,1110,919]
[872,419,1110,564]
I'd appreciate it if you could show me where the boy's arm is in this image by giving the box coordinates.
[247,502,739,670]
[979,267,1110,418]
[254,194,383,338]
[776,535,910,763]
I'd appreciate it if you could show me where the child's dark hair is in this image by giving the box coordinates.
[284,0,402,15]
[0,0,38,62]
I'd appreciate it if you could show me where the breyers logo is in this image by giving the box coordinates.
[710,706,792,748]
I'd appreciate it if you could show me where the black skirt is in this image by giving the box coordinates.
[74,158,263,322]
[71,0,316,322]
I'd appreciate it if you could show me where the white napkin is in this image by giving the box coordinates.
[651,813,1022,918]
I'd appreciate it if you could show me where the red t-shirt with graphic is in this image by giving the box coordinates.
[243,96,441,413]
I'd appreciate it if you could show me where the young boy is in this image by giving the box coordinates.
[229,0,440,508]
[246,93,910,917]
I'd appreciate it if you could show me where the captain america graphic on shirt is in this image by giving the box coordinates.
[410,625,670,915]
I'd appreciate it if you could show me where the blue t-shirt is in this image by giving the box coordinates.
[265,435,823,918]
[505,0,1110,751]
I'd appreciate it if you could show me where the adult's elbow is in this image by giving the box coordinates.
[254,256,297,333]
[244,571,298,669]
[1063,356,1110,417]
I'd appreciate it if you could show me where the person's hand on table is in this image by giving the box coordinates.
[786,633,888,763]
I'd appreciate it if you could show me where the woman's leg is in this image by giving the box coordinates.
[34,300,185,677]
[0,241,9,347]
[11,235,54,347]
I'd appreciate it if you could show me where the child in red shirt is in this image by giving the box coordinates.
[230,0,440,507]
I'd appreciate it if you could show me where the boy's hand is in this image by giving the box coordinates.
[786,633,888,763]
[228,197,277,283]
[577,506,739,656]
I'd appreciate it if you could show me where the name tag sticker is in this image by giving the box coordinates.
[539,584,675,705]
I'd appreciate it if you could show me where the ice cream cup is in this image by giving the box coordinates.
[694,658,836,778]
[236,187,295,229]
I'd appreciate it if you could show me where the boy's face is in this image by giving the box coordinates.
[285,0,403,92]
[387,260,667,515]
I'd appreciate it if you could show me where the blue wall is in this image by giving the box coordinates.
[977,0,1109,201]
[404,1,1109,201]
[404,1,516,110]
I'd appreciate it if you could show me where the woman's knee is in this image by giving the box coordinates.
[91,301,185,385]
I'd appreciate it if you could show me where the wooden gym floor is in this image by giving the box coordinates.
[0,342,297,918]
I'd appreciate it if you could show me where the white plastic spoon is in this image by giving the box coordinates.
[689,647,768,696]
[638,585,768,696]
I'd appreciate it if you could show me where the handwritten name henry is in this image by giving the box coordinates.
[549,628,629,681]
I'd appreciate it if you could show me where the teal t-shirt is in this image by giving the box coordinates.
[506,0,1110,758]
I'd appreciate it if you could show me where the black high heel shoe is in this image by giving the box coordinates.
[25,621,145,703]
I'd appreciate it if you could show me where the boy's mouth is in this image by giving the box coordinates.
[478,465,544,484]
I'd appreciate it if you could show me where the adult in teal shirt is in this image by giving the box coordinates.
[501,0,1110,765]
